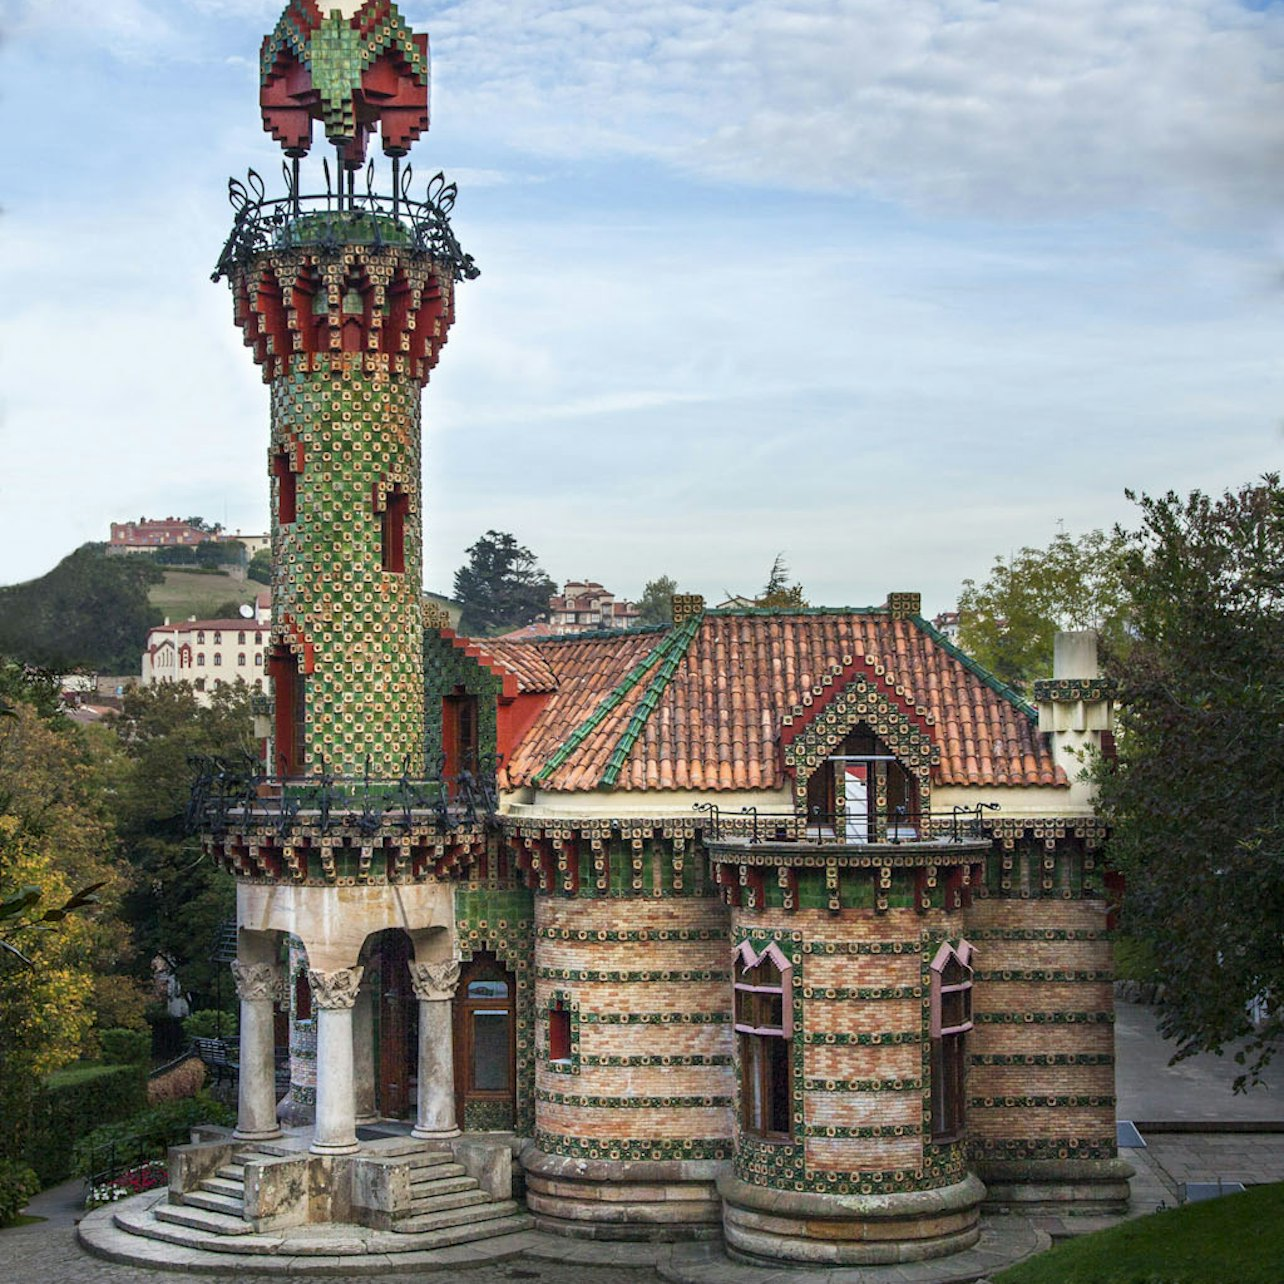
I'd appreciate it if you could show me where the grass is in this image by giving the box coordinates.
[149,570,260,623]
[46,1061,132,1088]
[993,1182,1284,1283]
[0,1214,44,1229]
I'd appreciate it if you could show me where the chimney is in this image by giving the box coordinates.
[1035,632,1116,807]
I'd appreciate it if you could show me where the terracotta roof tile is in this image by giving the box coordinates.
[484,611,1064,793]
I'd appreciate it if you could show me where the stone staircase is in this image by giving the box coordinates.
[108,1137,531,1258]
[389,1147,527,1238]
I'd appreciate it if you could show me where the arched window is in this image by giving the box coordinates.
[213,653,222,667]
[929,940,974,1140]
[734,942,792,1139]
[197,652,205,666]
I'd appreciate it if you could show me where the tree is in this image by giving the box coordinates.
[957,528,1131,692]
[247,549,272,585]
[0,544,162,673]
[757,554,808,610]
[637,576,678,626]
[453,531,556,637]
[1094,477,1284,1087]
[107,681,255,1006]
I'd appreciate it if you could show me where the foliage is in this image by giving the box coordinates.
[182,517,222,534]
[453,531,556,636]
[1112,936,1161,985]
[70,1092,234,1179]
[637,575,678,626]
[146,1056,206,1105]
[247,549,272,585]
[0,543,163,672]
[25,1062,148,1185]
[757,554,808,610]
[957,528,1131,692]
[181,1009,238,1042]
[992,1180,1284,1283]
[106,682,253,1007]
[0,660,63,723]
[1094,477,1284,1088]
[99,1028,151,1066]
[0,1159,39,1225]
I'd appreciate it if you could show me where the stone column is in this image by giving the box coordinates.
[308,966,364,1156]
[231,961,285,1142]
[409,960,461,1140]
[353,981,377,1124]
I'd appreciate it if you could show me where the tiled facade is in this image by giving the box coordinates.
[207,3,1128,1267]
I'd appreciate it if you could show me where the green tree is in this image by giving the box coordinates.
[637,576,678,626]
[247,549,272,585]
[0,544,162,673]
[107,681,255,1005]
[1095,477,1284,1087]
[453,531,556,637]
[957,528,1130,692]
[757,554,808,610]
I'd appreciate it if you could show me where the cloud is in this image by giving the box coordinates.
[431,0,1284,223]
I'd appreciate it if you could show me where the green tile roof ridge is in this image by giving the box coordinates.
[598,615,703,788]
[521,624,670,645]
[531,628,680,785]
[909,614,1038,721]
[703,605,885,617]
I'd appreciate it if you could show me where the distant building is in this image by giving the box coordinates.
[141,595,270,702]
[546,580,640,632]
[111,516,214,550]
[933,609,961,642]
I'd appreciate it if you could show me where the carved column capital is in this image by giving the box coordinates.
[307,966,364,1010]
[409,959,460,1003]
[231,961,285,1004]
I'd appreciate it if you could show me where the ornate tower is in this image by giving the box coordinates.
[215,0,477,782]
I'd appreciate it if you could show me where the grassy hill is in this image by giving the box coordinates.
[149,569,262,623]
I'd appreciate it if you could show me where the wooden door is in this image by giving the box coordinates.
[371,932,417,1119]
[453,953,516,1132]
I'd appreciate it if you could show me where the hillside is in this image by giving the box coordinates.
[150,569,262,623]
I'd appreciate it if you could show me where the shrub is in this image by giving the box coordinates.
[99,1028,151,1066]
[25,1063,148,1186]
[71,1092,234,1180]
[181,1009,238,1043]
[146,1056,206,1105]
[0,1159,39,1225]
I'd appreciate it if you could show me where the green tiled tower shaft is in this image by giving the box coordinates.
[230,242,457,779]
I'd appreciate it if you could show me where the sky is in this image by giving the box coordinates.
[2,0,1283,615]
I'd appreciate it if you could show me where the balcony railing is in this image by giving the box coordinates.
[212,159,479,285]
[186,752,500,839]
[694,802,1000,846]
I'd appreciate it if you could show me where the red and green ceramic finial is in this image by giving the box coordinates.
[260,0,431,165]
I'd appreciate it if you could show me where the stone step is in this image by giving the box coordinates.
[407,1149,459,1170]
[216,1164,246,1182]
[181,1189,245,1218]
[392,1211,533,1245]
[392,1199,522,1236]
[410,1162,468,1185]
[409,1175,477,1202]
[400,1188,492,1217]
[200,1176,245,1199]
[153,1202,253,1237]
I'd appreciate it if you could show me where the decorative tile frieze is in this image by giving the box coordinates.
[536,1090,733,1110]
[533,1132,732,1163]
[974,1011,1114,1025]
[969,1095,1116,1109]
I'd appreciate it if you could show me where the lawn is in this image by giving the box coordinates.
[993,1182,1284,1284]
[149,570,260,622]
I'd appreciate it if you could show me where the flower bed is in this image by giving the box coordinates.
[85,1160,167,1209]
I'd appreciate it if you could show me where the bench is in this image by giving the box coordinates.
[192,1036,239,1085]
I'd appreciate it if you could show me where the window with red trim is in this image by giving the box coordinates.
[734,943,793,1139]
[930,940,973,1140]
[272,449,297,526]
[549,1001,571,1063]
[380,484,408,574]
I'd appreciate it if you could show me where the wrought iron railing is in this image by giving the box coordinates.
[694,802,1000,846]
[212,158,479,284]
[186,752,500,838]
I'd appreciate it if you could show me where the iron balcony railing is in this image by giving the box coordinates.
[694,802,1000,846]
[212,158,479,285]
[185,752,501,839]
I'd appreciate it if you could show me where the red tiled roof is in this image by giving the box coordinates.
[486,611,1064,793]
